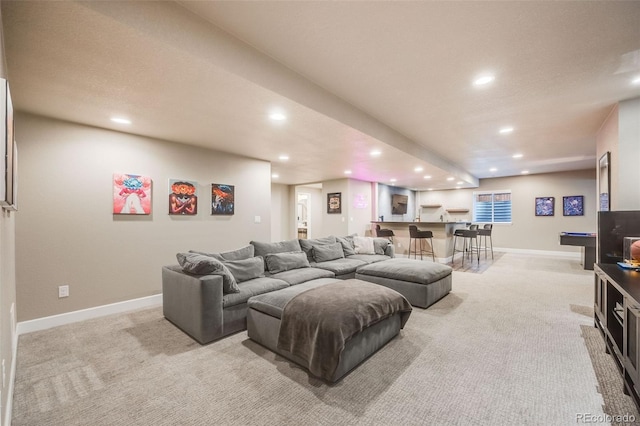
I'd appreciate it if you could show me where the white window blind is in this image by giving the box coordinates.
[473,191,512,223]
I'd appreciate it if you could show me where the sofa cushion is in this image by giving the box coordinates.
[224,257,265,283]
[251,239,302,261]
[311,258,366,276]
[190,245,254,261]
[223,277,290,308]
[347,254,392,264]
[270,267,335,286]
[299,236,337,262]
[312,242,345,263]
[353,236,376,254]
[336,236,357,256]
[176,252,240,293]
[265,251,310,274]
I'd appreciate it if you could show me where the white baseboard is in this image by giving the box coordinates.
[16,294,162,337]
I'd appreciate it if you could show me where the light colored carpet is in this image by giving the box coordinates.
[12,253,627,425]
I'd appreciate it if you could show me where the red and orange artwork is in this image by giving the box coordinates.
[169,179,198,215]
[113,173,152,215]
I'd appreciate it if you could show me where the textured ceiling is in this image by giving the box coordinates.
[3,1,640,190]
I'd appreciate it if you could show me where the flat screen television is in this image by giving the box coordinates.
[598,211,640,264]
[391,194,408,215]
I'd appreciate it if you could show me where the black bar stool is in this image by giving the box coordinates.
[375,224,395,243]
[452,228,479,266]
[478,224,494,259]
[408,225,435,261]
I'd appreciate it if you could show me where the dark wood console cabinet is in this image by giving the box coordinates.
[594,263,640,409]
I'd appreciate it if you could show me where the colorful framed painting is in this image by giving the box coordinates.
[535,197,554,216]
[599,151,611,211]
[563,195,584,216]
[327,192,341,214]
[211,183,234,215]
[0,78,17,210]
[169,179,198,215]
[113,173,152,215]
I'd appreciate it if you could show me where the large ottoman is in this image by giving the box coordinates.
[355,258,452,308]
[247,278,412,383]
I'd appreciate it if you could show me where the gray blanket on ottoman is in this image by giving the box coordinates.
[276,279,412,381]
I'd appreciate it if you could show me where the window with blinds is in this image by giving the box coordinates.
[473,191,512,223]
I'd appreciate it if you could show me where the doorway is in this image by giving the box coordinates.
[297,193,310,239]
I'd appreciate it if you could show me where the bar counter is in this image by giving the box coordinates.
[370,221,468,260]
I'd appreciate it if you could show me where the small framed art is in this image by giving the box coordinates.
[211,183,234,215]
[113,173,152,215]
[327,192,341,214]
[169,179,198,215]
[563,195,584,216]
[535,197,554,216]
[599,152,611,212]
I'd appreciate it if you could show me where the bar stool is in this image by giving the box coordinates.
[408,225,435,261]
[478,224,494,259]
[375,224,395,243]
[451,228,479,266]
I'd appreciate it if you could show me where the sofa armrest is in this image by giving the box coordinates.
[162,265,224,344]
[385,243,395,258]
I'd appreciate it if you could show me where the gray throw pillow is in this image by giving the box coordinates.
[264,251,310,274]
[251,239,302,259]
[313,242,345,263]
[176,253,239,294]
[336,236,356,256]
[190,245,254,261]
[299,236,337,262]
[223,257,265,283]
[373,238,390,255]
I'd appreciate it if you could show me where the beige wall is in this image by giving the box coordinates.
[15,113,272,322]
[596,105,619,210]
[617,98,640,209]
[596,98,640,211]
[0,4,17,423]
[270,183,290,242]
[418,170,597,252]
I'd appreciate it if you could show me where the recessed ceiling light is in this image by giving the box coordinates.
[269,113,286,121]
[111,117,131,124]
[278,154,289,161]
[499,127,514,134]
[512,153,523,159]
[390,178,397,183]
[455,186,461,189]
[446,177,454,181]
[423,175,432,179]
[473,74,495,86]
[370,150,382,157]
[344,170,352,175]
[521,170,530,175]
[456,181,464,185]
[414,166,423,172]
[427,188,433,191]
[489,167,497,172]
[271,173,279,178]
[632,76,640,85]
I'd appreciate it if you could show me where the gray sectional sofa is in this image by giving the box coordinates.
[162,235,395,344]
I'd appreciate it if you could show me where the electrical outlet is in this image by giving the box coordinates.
[397,242,402,248]
[58,285,69,298]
